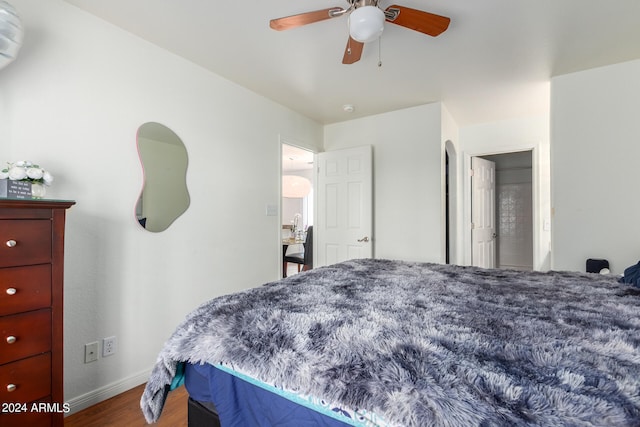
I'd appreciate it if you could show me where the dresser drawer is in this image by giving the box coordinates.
[0,353,51,405]
[0,309,52,365]
[0,265,51,316]
[0,220,52,268]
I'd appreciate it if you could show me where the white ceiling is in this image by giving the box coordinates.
[282,144,314,172]
[62,0,640,126]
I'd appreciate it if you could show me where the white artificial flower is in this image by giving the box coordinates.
[8,166,27,180]
[2,161,54,186]
[43,171,54,185]
[27,167,44,180]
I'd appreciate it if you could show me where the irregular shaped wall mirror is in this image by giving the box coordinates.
[135,122,190,232]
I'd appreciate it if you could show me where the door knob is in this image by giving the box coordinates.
[6,240,17,247]
[357,236,369,242]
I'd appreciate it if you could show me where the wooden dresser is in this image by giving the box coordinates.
[0,199,74,427]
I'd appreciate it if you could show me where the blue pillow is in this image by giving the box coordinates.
[620,261,640,287]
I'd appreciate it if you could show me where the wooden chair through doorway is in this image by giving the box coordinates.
[284,226,313,275]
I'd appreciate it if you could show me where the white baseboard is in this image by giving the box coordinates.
[65,368,152,416]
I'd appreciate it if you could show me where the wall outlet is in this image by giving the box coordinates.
[84,341,99,363]
[102,336,117,357]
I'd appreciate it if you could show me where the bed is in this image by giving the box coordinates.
[141,259,640,426]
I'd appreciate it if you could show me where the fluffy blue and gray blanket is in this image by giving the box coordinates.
[141,259,640,426]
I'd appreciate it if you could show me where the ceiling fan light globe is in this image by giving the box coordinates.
[349,6,384,43]
[0,1,24,70]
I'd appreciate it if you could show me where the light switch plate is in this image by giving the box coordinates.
[85,341,98,363]
[265,204,278,216]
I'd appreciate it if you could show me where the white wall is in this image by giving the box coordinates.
[458,115,551,270]
[1,0,322,412]
[324,103,445,263]
[551,59,640,273]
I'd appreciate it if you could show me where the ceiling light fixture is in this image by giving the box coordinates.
[343,104,355,113]
[349,4,385,43]
[0,1,23,70]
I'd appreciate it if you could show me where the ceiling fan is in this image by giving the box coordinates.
[270,0,450,64]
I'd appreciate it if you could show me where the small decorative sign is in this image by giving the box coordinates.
[0,179,32,199]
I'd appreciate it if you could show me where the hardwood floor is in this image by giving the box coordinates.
[65,384,188,426]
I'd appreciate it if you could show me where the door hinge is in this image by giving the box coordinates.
[470,222,475,229]
[469,169,474,177]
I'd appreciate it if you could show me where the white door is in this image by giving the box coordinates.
[316,146,373,266]
[471,157,496,268]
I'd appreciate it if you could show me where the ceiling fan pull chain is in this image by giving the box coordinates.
[378,37,383,68]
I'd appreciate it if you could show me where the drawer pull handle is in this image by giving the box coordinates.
[6,288,17,295]
[6,336,16,344]
[7,384,16,392]
[6,240,17,248]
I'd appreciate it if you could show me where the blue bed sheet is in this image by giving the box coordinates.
[184,362,357,427]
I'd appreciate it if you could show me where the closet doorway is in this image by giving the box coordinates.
[473,151,533,271]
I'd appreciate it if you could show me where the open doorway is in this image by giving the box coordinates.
[473,151,533,270]
[281,143,314,277]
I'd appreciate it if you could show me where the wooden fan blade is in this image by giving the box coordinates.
[270,7,344,31]
[385,5,450,36]
[342,37,364,64]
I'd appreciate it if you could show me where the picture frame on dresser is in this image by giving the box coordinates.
[0,199,75,427]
